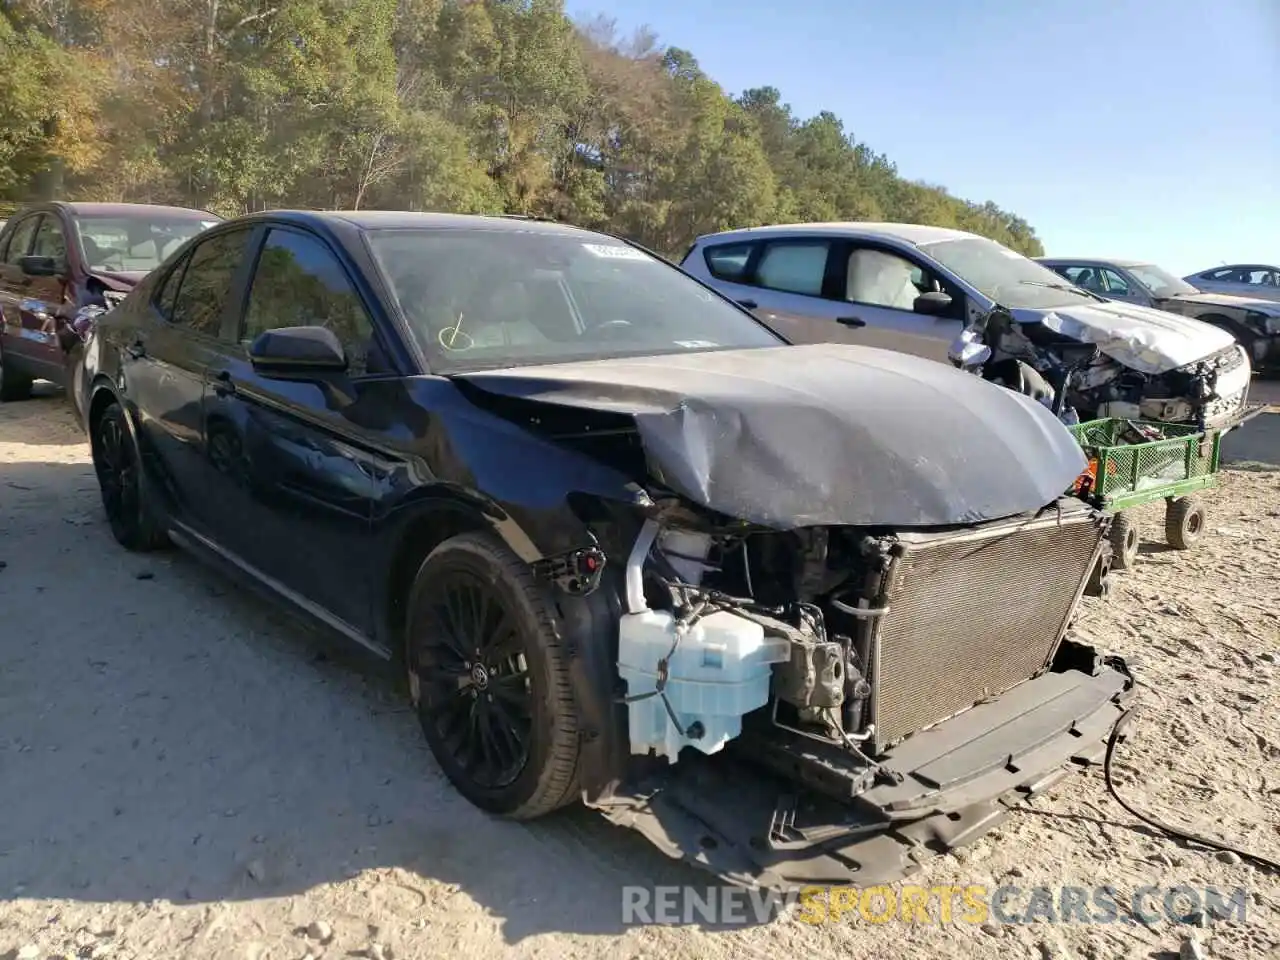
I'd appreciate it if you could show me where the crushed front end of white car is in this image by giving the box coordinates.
[951,304,1253,431]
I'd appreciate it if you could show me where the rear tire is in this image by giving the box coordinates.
[1164,495,1206,551]
[405,531,581,820]
[91,401,170,551]
[1108,512,1140,570]
[0,343,34,402]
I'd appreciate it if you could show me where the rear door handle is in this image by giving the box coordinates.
[836,315,866,328]
[213,369,236,397]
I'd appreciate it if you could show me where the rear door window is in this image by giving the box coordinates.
[755,241,831,296]
[151,252,190,322]
[166,228,253,338]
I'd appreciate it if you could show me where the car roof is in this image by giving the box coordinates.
[50,201,222,219]
[240,209,612,241]
[1193,262,1280,271]
[691,221,977,246]
[1037,256,1149,268]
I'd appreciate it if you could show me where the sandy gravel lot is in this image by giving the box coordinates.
[1,388,1277,960]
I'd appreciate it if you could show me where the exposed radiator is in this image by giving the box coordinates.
[862,499,1105,753]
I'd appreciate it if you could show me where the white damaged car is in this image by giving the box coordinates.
[680,223,1253,430]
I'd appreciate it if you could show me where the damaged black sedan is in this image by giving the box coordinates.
[74,211,1133,888]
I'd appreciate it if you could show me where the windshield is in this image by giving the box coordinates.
[1126,263,1200,299]
[918,236,1098,310]
[366,227,784,372]
[75,213,220,272]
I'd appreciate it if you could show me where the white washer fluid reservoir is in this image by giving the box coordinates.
[617,608,790,763]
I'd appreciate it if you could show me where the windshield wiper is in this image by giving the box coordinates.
[1018,280,1104,301]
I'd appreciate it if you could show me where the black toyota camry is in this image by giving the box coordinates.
[74,210,1133,888]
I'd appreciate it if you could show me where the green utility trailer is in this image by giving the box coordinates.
[1067,417,1222,571]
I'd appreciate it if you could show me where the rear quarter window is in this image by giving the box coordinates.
[702,242,755,282]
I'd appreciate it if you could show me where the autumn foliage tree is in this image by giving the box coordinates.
[0,0,1045,256]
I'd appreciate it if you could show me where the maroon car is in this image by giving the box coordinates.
[0,201,220,401]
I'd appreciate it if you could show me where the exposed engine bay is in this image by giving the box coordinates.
[956,306,1251,429]
[455,344,1136,888]
[596,495,1131,887]
[618,493,1110,769]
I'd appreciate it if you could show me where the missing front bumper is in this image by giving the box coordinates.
[587,657,1134,890]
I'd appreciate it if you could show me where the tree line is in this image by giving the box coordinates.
[1,0,1044,257]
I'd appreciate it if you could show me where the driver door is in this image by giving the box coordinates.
[199,224,390,637]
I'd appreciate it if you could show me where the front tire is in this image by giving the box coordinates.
[91,401,170,551]
[405,532,581,819]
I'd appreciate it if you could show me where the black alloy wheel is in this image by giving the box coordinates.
[420,568,534,789]
[92,402,168,551]
[406,532,581,819]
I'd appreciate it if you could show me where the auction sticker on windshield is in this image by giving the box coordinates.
[582,243,650,260]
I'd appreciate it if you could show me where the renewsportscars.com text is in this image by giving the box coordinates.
[621,884,1250,927]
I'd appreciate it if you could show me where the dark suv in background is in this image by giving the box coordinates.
[0,201,220,400]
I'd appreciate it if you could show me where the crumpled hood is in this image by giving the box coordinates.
[454,344,1087,529]
[87,268,147,291]
[1167,291,1280,317]
[1008,298,1235,374]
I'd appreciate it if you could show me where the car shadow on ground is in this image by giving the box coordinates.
[0,459,750,942]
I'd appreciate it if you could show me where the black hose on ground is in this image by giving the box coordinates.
[1103,707,1280,873]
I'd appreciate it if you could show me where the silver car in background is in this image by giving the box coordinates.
[1183,264,1280,302]
[1039,257,1280,373]
[680,223,1253,428]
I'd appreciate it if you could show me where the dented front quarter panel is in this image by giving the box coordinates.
[368,376,648,566]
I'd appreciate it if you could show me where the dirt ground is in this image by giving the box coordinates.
[1,388,1277,960]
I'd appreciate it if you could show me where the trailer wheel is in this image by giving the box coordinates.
[1109,512,1140,570]
[1165,495,1206,551]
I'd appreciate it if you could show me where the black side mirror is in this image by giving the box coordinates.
[248,326,347,375]
[912,290,953,316]
[20,255,61,277]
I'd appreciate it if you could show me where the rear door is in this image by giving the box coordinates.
[691,236,879,347]
[121,225,256,529]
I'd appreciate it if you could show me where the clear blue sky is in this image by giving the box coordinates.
[565,0,1279,276]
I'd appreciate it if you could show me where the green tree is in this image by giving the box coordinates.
[0,0,1046,256]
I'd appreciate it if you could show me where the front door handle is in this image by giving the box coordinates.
[836,315,866,328]
[213,369,237,397]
